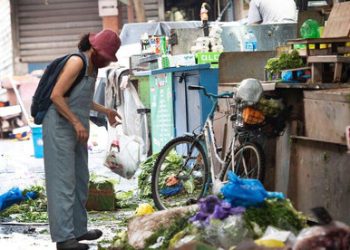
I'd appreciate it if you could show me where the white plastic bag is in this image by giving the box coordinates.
[104,133,145,179]
[118,75,150,155]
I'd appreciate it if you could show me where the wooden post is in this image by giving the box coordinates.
[127,0,135,23]
[133,0,146,22]
[311,63,323,83]
[158,0,165,21]
[102,16,120,33]
[99,0,120,33]
[333,62,343,82]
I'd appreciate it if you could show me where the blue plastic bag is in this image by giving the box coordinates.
[0,187,24,211]
[25,191,38,200]
[221,172,284,207]
[160,183,183,197]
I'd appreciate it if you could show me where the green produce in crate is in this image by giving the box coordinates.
[86,179,116,211]
[265,50,304,79]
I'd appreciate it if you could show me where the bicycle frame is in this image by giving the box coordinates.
[186,88,236,191]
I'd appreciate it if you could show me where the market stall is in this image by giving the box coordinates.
[215,2,350,225]
[99,2,350,249]
[123,21,297,155]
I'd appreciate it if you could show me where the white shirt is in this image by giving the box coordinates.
[248,0,297,24]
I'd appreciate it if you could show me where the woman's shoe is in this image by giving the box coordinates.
[76,229,103,241]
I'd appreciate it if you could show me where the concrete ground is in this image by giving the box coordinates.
[0,123,138,249]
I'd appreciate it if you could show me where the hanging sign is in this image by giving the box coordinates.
[150,73,174,153]
[98,0,118,17]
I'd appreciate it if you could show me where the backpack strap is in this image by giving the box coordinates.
[63,51,87,97]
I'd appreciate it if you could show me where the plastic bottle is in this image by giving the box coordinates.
[243,31,257,52]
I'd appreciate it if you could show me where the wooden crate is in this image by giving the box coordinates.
[307,55,350,83]
[323,2,350,38]
[303,88,350,145]
[288,137,350,224]
[86,181,115,211]
[288,37,350,57]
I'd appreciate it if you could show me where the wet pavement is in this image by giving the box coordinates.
[0,123,138,249]
[0,210,133,250]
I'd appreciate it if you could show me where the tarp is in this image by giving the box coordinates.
[119,21,204,45]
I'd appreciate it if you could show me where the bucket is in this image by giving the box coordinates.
[31,126,43,158]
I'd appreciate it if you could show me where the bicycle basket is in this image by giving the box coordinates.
[242,106,265,125]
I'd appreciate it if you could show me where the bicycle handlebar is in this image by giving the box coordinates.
[188,85,234,99]
[188,85,205,91]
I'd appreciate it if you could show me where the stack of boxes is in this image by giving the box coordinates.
[191,25,224,68]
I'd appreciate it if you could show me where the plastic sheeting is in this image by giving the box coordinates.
[119,21,204,45]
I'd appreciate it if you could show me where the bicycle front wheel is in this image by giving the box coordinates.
[151,136,209,210]
[220,142,265,182]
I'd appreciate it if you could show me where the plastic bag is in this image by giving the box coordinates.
[255,226,296,247]
[236,78,263,106]
[104,133,145,179]
[203,215,253,249]
[135,203,155,216]
[300,19,320,39]
[0,187,24,211]
[118,75,150,155]
[221,171,284,207]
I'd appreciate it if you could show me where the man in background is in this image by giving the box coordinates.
[247,0,297,24]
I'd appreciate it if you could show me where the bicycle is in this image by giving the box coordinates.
[151,79,266,210]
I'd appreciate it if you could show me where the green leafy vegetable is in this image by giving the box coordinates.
[183,177,195,194]
[257,97,284,117]
[106,230,135,250]
[87,179,116,211]
[265,50,304,79]
[138,153,159,198]
[158,150,184,189]
[115,191,142,210]
[0,185,48,223]
[138,151,184,198]
[243,198,308,237]
[144,214,193,250]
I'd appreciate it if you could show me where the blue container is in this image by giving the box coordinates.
[31,126,43,158]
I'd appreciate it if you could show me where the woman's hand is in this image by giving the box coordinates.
[107,109,122,127]
[73,121,89,143]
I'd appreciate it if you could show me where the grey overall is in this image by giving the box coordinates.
[43,53,96,243]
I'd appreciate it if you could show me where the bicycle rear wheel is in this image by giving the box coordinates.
[151,136,209,210]
[220,142,265,182]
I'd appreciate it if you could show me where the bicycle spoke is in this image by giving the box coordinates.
[220,143,264,182]
[152,137,209,209]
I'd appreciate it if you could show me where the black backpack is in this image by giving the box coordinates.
[31,52,87,125]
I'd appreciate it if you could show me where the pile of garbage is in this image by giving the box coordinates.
[108,172,350,250]
[0,185,48,223]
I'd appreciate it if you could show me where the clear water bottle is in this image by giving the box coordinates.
[243,31,257,52]
[235,103,244,127]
